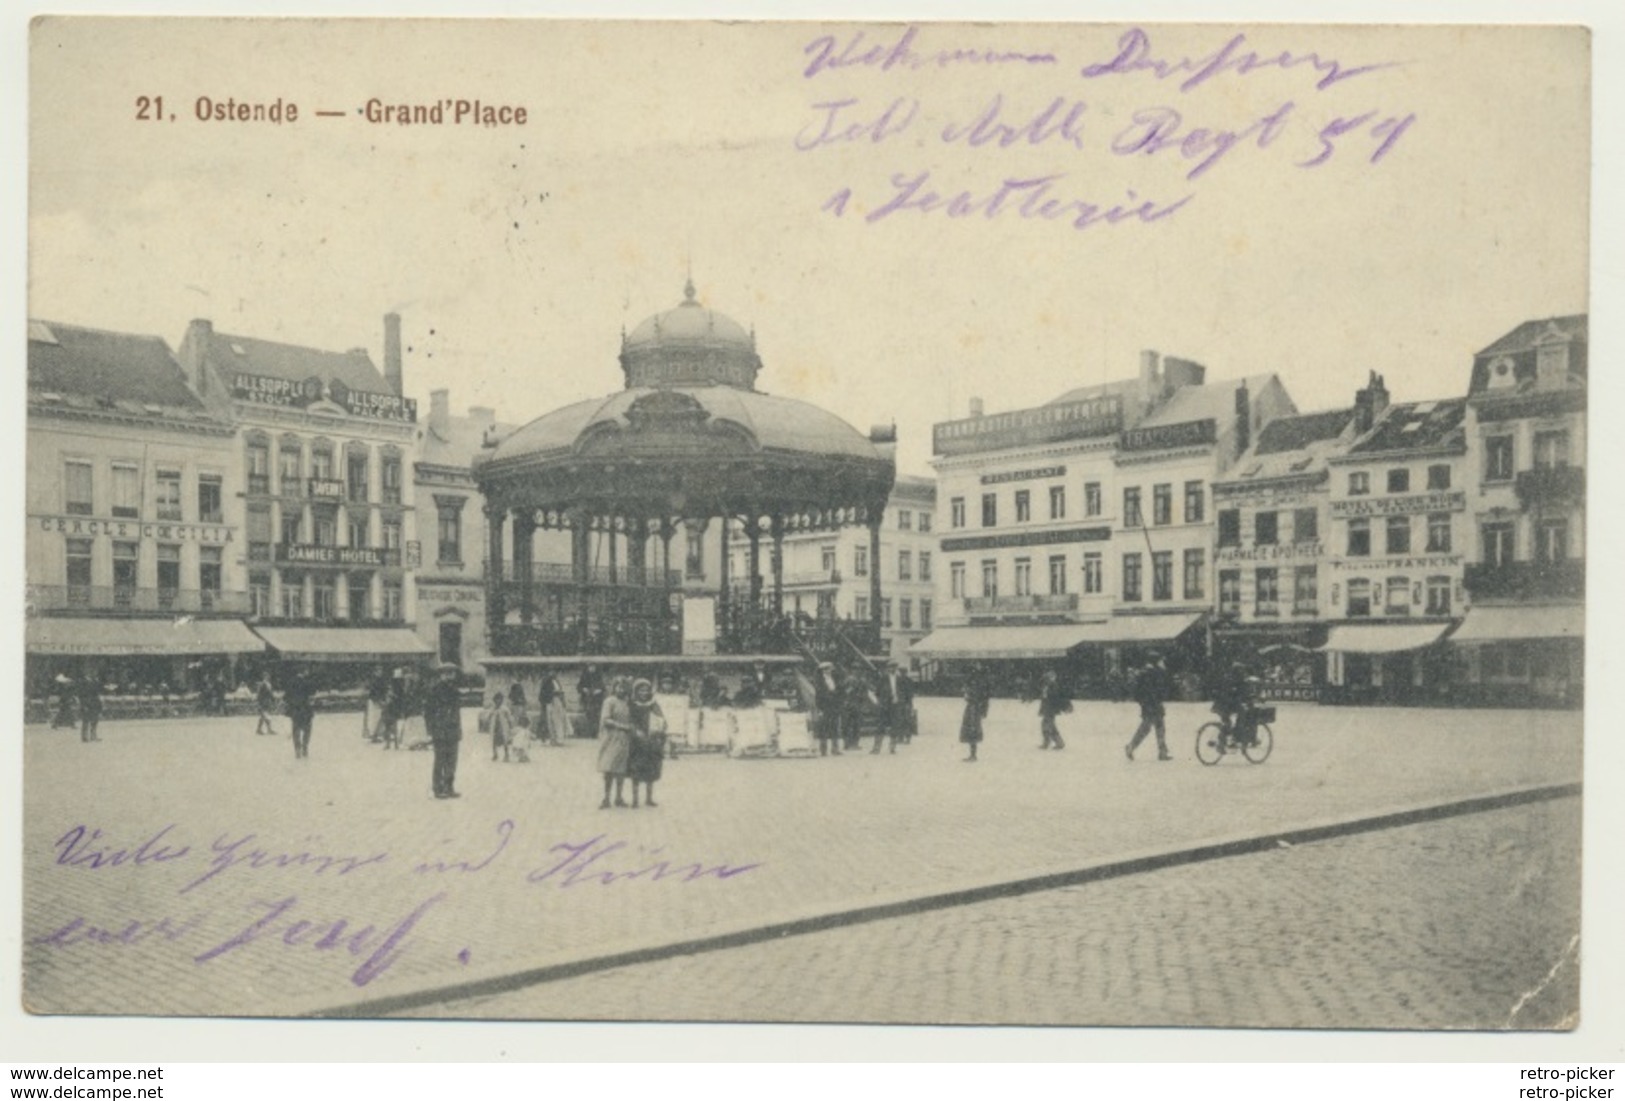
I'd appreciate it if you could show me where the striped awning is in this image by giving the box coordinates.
[911,624,1103,660]
[1322,623,1449,654]
[1450,605,1584,643]
[252,626,433,663]
[26,617,264,657]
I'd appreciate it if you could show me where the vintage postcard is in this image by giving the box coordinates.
[20,16,1592,1035]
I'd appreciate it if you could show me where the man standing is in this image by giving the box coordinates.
[1038,668,1070,750]
[577,664,606,741]
[873,661,913,754]
[424,662,464,799]
[284,666,316,759]
[77,672,102,743]
[812,661,843,757]
[1125,655,1173,762]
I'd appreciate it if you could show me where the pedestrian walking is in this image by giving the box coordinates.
[254,673,277,736]
[960,666,991,762]
[424,662,464,799]
[486,691,515,762]
[627,678,667,808]
[1038,669,1071,750]
[596,677,635,808]
[51,674,76,729]
[77,674,103,743]
[872,661,913,754]
[539,670,568,746]
[284,667,316,759]
[1125,655,1174,761]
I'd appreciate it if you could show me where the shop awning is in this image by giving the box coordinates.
[1076,612,1204,645]
[1450,605,1584,643]
[252,626,433,663]
[911,624,1105,660]
[1321,623,1449,654]
[25,617,265,657]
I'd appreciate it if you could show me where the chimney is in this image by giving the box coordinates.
[968,397,984,418]
[1234,382,1251,455]
[869,424,898,464]
[1354,370,1390,434]
[429,388,450,437]
[181,319,213,393]
[1163,356,1206,392]
[384,312,403,396]
[1140,350,1162,408]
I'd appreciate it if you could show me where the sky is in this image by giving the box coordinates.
[26,19,1589,477]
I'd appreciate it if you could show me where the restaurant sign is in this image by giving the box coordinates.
[941,525,1112,553]
[232,372,418,423]
[1330,491,1466,518]
[934,396,1122,456]
[275,543,399,568]
[981,465,1066,486]
[1119,418,1217,453]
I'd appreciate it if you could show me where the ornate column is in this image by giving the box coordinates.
[485,501,507,640]
[748,515,763,609]
[717,513,731,650]
[771,513,786,615]
[570,510,592,649]
[513,509,536,625]
[868,510,883,641]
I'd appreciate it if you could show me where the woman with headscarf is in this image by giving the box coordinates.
[626,678,668,808]
[595,676,635,808]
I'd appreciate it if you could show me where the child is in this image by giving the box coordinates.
[488,691,514,762]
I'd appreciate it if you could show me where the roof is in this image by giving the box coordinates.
[1045,377,1143,408]
[419,411,520,470]
[1253,409,1354,455]
[1345,398,1466,456]
[27,320,213,420]
[1137,373,1278,429]
[198,328,390,392]
[1475,315,1587,358]
[625,295,753,349]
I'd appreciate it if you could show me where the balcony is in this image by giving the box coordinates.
[780,568,842,588]
[964,593,1080,615]
[484,559,681,588]
[1515,466,1585,510]
[28,585,250,615]
[1464,559,1585,601]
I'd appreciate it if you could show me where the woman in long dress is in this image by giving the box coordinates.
[595,677,635,808]
[960,665,991,763]
[627,678,667,808]
[540,671,569,746]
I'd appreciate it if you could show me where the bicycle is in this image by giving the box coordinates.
[1195,705,1274,765]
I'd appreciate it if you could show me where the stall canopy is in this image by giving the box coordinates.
[1450,605,1584,643]
[912,614,1201,659]
[1075,612,1204,645]
[1321,623,1449,654]
[25,617,265,657]
[252,626,433,663]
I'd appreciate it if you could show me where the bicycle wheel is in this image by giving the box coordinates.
[1195,722,1226,766]
[1243,723,1274,764]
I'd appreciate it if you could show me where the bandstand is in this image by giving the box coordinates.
[472,281,897,670]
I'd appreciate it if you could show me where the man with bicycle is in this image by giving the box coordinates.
[1212,661,1260,747]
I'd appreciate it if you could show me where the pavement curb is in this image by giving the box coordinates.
[304,779,1581,1019]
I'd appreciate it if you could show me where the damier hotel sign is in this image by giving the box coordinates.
[275,544,399,568]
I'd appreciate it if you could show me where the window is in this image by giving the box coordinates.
[1184,481,1205,523]
[981,493,998,528]
[246,439,271,495]
[1152,484,1172,526]
[950,561,966,599]
[1537,519,1569,563]
[1014,557,1032,597]
[1427,464,1452,491]
[437,503,463,564]
[1084,482,1102,517]
[1482,523,1516,568]
[898,550,912,581]
[920,598,933,630]
[1255,567,1280,616]
[1122,553,1142,603]
[1048,555,1067,595]
[347,449,369,503]
[111,463,140,519]
[1255,510,1279,546]
[348,575,371,619]
[1217,509,1241,548]
[1387,468,1410,494]
[382,581,403,621]
[1385,576,1411,616]
[313,511,337,547]
[1386,516,1411,555]
[950,497,966,529]
[919,551,933,582]
[854,595,870,622]
[821,544,836,573]
[1293,566,1317,614]
[854,545,869,578]
[1218,569,1241,615]
[1083,552,1103,594]
[918,513,932,533]
[1293,507,1318,544]
[1426,513,1451,553]
[250,575,272,618]
[64,460,93,515]
[112,542,139,606]
[898,509,912,531]
[310,443,334,481]
[197,474,223,524]
[280,510,303,546]
[881,598,893,628]
[1347,518,1371,557]
[1348,471,1370,496]
[381,454,403,505]
[279,443,303,496]
[1049,485,1066,520]
[981,559,998,598]
[1533,431,1571,470]
[248,506,272,562]
[154,469,183,522]
[199,547,223,606]
[156,544,181,605]
[1425,575,1451,616]
[313,577,337,621]
[1484,436,1514,482]
[1346,578,1372,617]
[349,515,370,549]
[1123,487,1142,527]
[1183,548,1205,600]
[382,517,402,551]
[899,598,913,629]
[65,538,93,602]
[1152,551,1173,601]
